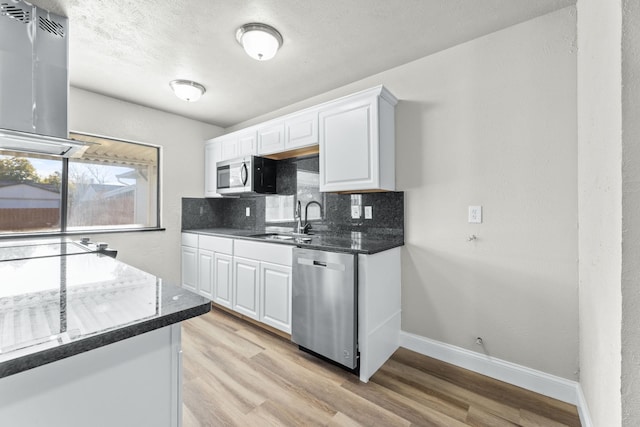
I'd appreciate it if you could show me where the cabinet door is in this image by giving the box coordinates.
[181,245,198,292]
[219,137,238,161]
[237,131,257,156]
[213,253,233,309]
[233,257,260,320]
[319,96,379,192]
[260,262,292,333]
[257,122,285,155]
[285,112,318,150]
[204,141,221,197]
[198,248,214,299]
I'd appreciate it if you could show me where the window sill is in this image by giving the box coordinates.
[0,227,166,240]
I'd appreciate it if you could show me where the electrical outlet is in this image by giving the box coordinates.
[468,206,482,223]
[199,206,204,215]
[364,206,372,219]
[351,205,361,219]
[245,207,250,217]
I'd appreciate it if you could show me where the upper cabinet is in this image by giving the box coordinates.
[257,111,320,155]
[236,130,257,157]
[257,122,285,155]
[284,111,318,150]
[204,140,221,198]
[319,86,397,192]
[204,85,397,195]
[204,129,257,197]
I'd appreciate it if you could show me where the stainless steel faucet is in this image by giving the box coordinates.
[302,200,323,234]
[295,200,304,234]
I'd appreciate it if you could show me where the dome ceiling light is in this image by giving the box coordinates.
[235,23,283,61]
[169,79,206,102]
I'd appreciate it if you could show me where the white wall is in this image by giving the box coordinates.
[577,0,623,425]
[230,8,578,380]
[69,87,224,283]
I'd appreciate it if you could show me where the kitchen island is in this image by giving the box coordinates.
[0,239,210,427]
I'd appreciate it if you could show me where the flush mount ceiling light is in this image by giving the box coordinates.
[235,23,283,61]
[169,79,206,102]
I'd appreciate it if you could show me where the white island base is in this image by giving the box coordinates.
[0,324,182,427]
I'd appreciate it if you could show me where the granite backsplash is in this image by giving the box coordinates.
[182,155,403,237]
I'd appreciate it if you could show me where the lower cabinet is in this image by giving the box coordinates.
[213,253,232,309]
[260,262,292,332]
[180,236,198,293]
[197,249,214,299]
[181,233,293,334]
[234,240,293,334]
[232,256,260,320]
[181,233,233,301]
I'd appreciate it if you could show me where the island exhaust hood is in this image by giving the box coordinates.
[0,1,90,157]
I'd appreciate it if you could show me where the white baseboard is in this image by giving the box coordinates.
[399,330,580,406]
[576,384,593,427]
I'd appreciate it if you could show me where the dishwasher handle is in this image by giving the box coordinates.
[297,256,346,271]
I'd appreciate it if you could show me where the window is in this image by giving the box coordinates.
[0,133,160,235]
[264,169,323,223]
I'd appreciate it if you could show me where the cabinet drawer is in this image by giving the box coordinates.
[199,235,233,254]
[234,239,292,266]
[181,233,198,248]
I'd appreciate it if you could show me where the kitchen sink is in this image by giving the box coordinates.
[249,233,312,242]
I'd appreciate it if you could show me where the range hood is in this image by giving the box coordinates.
[0,1,90,157]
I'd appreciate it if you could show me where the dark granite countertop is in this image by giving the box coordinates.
[0,243,210,378]
[183,227,404,254]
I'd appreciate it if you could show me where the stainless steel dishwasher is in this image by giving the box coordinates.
[291,247,358,369]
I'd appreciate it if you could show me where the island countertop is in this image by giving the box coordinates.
[0,239,210,378]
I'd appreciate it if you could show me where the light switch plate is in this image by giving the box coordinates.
[468,206,482,223]
[364,206,372,219]
[245,207,251,216]
[351,205,361,219]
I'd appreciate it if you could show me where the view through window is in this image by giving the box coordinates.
[0,133,159,234]
[0,153,62,233]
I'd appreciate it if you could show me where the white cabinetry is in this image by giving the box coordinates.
[181,233,233,301]
[260,262,292,332]
[180,234,198,293]
[233,256,260,319]
[205,86,396,193]
[204,141,221,198]
[257,122,285,155]
[319,86,397,192]
[219,136,237,161]
[204,129,257,197]
[234,239,293,333]
[357,247,401,383]
[197,248,214,299]
[213,253,232,308]
[237,130,258,157]
[285,111,318,150]
[181,234,293,334]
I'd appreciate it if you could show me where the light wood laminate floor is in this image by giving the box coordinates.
[182,308,581,427]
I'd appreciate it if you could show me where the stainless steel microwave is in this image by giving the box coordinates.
[216,155,277,195]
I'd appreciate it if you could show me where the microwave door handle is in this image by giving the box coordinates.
[241,162,249,186]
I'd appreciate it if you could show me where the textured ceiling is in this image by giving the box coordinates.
[27,0,574,128]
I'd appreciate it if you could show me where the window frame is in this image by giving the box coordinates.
[0,131,163,239]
